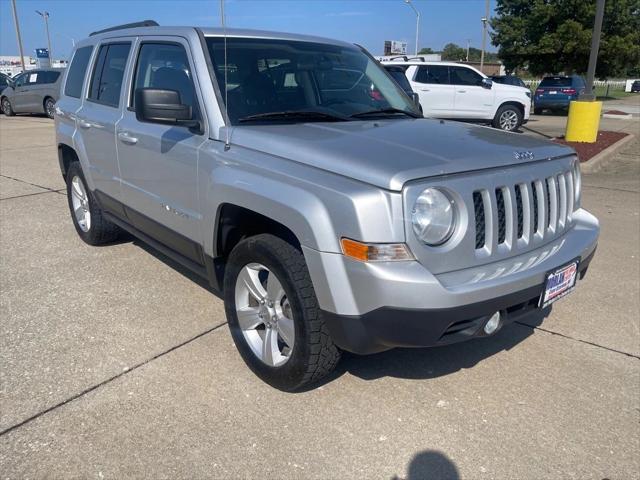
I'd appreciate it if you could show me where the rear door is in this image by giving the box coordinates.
[76,39,133,198]
[408,64,455,117]
[450,66,494,118]
[116,37,206,256]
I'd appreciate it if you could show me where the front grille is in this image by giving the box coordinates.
[473,169,575,253]
[495,188,506,244]
[473,191,485,249]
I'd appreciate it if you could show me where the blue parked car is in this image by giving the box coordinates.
[534,75,586,114]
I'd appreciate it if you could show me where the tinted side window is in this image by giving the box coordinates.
[450,66,483,86]
[414,65,449,84]
[89,43,131,107]
[132,43,196,111]
[25,71,40,85]
[0,75,7,87]
[65,46,93,98]
[37,71,61,84]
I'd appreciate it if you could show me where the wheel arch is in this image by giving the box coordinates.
[57,143,79,180]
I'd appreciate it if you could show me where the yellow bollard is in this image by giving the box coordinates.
[565,100,602,143]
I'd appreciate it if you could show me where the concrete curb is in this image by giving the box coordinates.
[581,133,635,174]
[603,113,634,120]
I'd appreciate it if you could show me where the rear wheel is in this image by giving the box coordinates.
[44,97,55,119]
[66,162,122,245]
[2,97,14,116]
[493,104,523,131]
[224,234,341,391]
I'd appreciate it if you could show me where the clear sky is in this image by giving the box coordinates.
[0,0,496,60]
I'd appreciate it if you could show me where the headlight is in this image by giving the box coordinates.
[573,159,581,205]
[411,188,456,246]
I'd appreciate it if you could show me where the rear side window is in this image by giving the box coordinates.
[131,42,196,111]
[64,46,93,98]
[415,65,449,84]
[37,71,61,84]
[539,77,572,87]
[89,43,132,107]
[385,68,412,92]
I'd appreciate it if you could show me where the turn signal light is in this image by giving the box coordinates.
[340,238,414,262]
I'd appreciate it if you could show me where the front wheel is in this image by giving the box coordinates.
[493,104,523,131]
[2,97,15,116]
[224,234,341,391]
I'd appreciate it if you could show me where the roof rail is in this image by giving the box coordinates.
[407,56,425,62]
[90,20,159,36]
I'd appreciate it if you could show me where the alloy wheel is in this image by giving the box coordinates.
[499,110,519,131]
[234,262,295,367]
[70,175,91,232]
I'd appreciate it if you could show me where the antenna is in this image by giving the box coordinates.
[220,0,230,151]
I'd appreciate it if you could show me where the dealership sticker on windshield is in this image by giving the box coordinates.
[540,260,579,308]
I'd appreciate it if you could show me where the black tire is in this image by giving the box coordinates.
[2,97,15,116]
[533,107,543,115]
[66,161,122,245]
[224,234,341,391]
[492,104,523,131]
[44,97,55,119]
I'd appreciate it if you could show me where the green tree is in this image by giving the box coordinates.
[441,43,467,61]
[418,47,435,55]
[490,0,640,77]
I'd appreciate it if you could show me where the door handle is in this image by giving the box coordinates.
[78,119,91,129]
[420,88,431,92]
[457,90,467,93]
[117,131,138,145]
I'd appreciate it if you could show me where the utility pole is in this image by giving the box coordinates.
[582,0,606,100]
[404,0,421,56]
[35,10,52,63]
[480,0,489,71]
[466,39,471,62]
[10,0,26,71]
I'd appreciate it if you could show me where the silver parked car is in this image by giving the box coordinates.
[55,22,599,391]
[1,68,64,118]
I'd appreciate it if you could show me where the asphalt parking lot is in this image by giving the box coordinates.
[1,113,639,479]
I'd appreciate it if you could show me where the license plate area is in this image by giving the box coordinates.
[540,259,579,308]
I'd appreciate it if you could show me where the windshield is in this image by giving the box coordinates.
[206,37,418,124]
[539,77,572,87]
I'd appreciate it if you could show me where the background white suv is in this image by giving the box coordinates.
[390,61,531,131]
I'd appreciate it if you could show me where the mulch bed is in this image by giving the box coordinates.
[553,131,629,162]
[603,110,630,115]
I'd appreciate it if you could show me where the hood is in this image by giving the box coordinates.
[230,118,574,191]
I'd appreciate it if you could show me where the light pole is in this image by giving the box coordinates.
[404,0,420,56]
[582,0,606,100]
[35,10,52,63]
[10,0,26,71]
[480,0,489,71]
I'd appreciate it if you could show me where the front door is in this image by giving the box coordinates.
[116,38,207,260]
[76,40,133,198]
[408,65,456,117]
[9,72,31,112]
[450,66,494,119]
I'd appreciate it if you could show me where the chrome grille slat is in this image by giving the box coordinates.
[471,166,576,257]
[557,173,567,230]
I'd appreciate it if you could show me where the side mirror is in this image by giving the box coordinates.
[411,92,421,108]
[481,78,493,90]
[134,88,199,129]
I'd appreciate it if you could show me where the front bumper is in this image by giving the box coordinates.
[303,209,599,354]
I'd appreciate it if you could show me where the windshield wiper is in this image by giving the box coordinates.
[238,110,349,123]
[350,108,421,119]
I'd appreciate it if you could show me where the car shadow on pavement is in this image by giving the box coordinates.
[392,450,460,480]
[319,308,551,386]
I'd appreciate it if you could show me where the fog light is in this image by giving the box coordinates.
[484,312,501,334]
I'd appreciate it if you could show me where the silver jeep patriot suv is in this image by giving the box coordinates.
[55,22,599,391]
